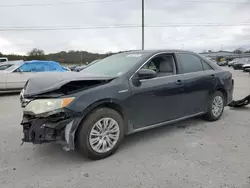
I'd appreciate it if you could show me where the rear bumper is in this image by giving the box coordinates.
[21,110,82,151]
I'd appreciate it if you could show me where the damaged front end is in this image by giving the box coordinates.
[20,73,114,150]
[21,106,82,151]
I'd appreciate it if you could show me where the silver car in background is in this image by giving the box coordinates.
[0,60,67,93]
[0,60,24,71]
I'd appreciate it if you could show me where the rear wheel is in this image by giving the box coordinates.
[204,91,225,121]
[76,108,124,160]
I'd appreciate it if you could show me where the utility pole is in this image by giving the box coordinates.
[142,0,144,50]
[80,51,82,64]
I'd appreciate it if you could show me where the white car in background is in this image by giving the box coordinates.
[242,62,250,72]
[0,57,8,63]
[228,58,239,67]
[217,61,227,66]
[0,60,67,93]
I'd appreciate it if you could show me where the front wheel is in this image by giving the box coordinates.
[203,91,225,121]
[76,108,124,160]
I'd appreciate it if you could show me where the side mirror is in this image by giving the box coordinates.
[137,69,156,80]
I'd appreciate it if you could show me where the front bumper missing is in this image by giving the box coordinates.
[21,111,82,151]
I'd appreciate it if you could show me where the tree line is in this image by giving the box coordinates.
[0,48,114,65]
[1,48,250,65]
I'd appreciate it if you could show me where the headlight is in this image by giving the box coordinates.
[23,98,74,115]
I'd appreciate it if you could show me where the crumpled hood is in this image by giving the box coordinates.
[24,72,114,97]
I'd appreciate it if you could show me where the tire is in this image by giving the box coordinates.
[203,91,225,121]
[76,108,124,160]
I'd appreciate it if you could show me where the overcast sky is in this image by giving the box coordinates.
[0,0,250,55]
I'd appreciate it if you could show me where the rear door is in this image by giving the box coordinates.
[176,53,217,116]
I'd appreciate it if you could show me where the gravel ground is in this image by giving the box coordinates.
[1,68,250,188]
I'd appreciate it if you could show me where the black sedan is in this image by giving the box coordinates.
[20,50,234,160]
[233,58,249,70]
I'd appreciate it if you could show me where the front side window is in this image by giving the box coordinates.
[18,63,37,72]
[141,55,176,77]
[178,53,203,73]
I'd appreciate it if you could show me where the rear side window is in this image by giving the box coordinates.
[178,53,203,73]
[33,62,45,72]
[40,62,55,71]
[201,60,213,70]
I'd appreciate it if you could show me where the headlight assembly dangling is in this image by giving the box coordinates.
[23,98,74,115]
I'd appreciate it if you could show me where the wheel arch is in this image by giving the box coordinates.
[81,99,125,120]
[74,99,128,146]
[215,87,228,105]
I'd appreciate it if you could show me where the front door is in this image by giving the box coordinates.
[6,72,35,89]
[6,63,38,90]
[127,54,186,130]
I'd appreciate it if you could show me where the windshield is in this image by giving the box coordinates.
[0,64,13,70]
[238,58,249,64]
[81,52,145,77]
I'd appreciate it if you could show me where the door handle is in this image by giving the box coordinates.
[176,80,183,85]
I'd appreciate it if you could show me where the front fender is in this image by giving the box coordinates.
[66,98,126,151]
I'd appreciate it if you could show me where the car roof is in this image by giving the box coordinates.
[8,60,62,68]
[23,60,59,64]
[125,49,193,54]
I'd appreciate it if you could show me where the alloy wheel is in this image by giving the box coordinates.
[89,118,120,153]
[211,96,224,117]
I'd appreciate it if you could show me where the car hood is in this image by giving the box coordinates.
[24,72,115,97]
